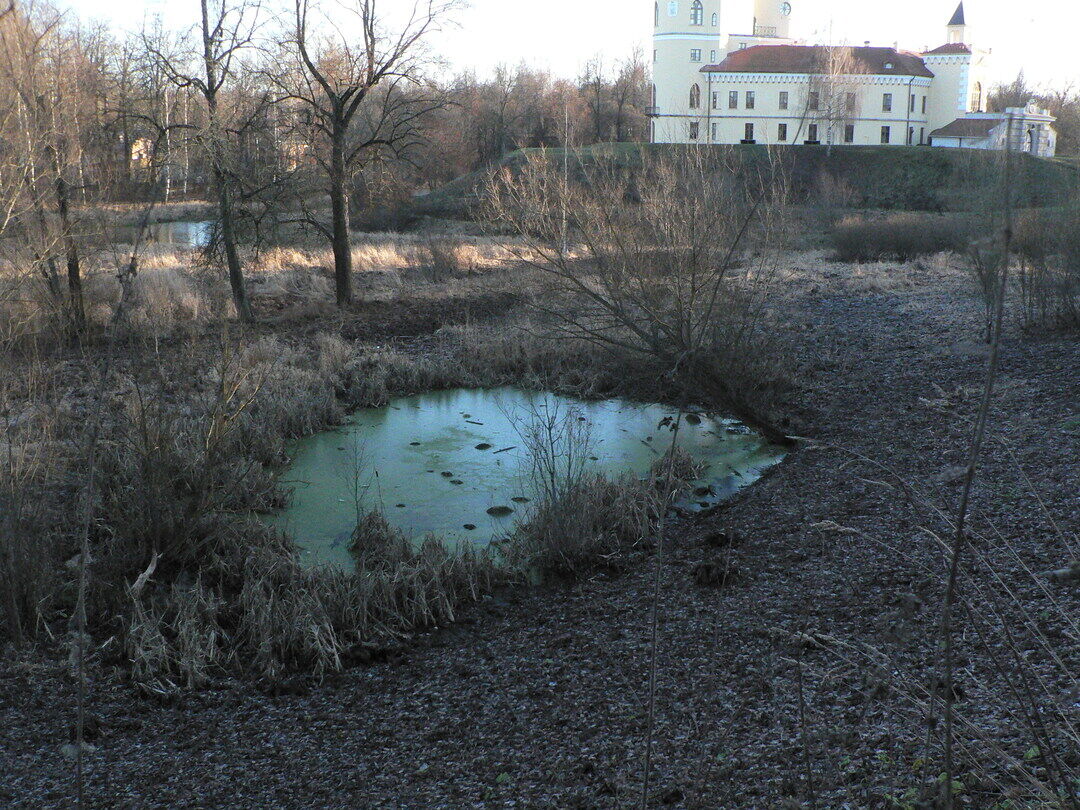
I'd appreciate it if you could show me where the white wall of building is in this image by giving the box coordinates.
[650,0,797,144]
[652,2,1029,153]
[921,49,991,133]
[697,73,933,147]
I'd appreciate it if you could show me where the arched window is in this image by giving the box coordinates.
[711,12,718,26]
[690,0,704,25]
[970,81,983,112]
[689,83,701,109]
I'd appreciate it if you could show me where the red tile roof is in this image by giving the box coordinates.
[930,118,999,139]
[702,45,934,79]
[923,43,971,55]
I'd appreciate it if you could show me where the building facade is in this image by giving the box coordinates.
[650,2,1057,156]
[930,104,1058,157]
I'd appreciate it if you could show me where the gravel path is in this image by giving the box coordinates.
[3,251,1078,808]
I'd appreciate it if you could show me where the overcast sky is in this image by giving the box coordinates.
[63,0,1079,88]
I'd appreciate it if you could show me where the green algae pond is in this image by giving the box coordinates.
[267,387,784,568]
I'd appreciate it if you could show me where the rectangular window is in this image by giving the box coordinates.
[880,125,891,144]
[712,91,719,110]
[744,123,755,142]
[808,91,820,111]
[920,127,925,144]
[846,92,857,112]
[922,96,927,114]
[910,94,916,112]
[777,123,788,141]
[844,124,855,143]
[689,121,700,140]
[728,90,738,109]
[807,123,819,142]
[779,91,789,110]
[710,49,717,62]
[882,93,893,112]
[745,91,755,110]
[711,122,718,141]
[690,49,702,62]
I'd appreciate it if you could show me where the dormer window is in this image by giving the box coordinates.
[884,62,893,70]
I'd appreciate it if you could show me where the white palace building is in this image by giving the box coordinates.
[649,1,1057,156]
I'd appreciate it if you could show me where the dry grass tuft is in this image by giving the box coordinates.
[509,474,660,578]
[649,444,706,485]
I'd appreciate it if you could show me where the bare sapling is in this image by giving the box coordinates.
[488,146,793,445]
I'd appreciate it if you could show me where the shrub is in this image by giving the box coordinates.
[0,450,57,644]
[1013,206,1080,329]
[413,238,465,282]
[509,473,660,578]
[0,385,59,645]
[506,398,661,577]
[830,213,973,262]
[649,444,706,485]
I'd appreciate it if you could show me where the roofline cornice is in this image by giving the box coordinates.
[700,70,934,85]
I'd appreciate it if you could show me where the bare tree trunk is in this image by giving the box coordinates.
[213,166,253,322]
[57,175,85,335]
[49,130,85,334]
[329,118,352,307]
[200,0,253,323]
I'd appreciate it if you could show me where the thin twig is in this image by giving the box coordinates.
[641,411,683,808]
[939,117,1015,808]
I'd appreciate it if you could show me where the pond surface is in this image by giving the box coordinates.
[116,220,213,247]
[268,387,784,568]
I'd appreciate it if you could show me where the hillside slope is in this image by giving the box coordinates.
[414,143,1079,220]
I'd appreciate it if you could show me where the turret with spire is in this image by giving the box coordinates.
[947,2,967,44]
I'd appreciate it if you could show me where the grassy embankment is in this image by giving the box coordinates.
[412,143,1080,220]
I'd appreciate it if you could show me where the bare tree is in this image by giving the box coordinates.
[794,45,864,147]
[489,148,793,444]
[578,56,608,142]
[0,1,89,335]
[276,0,460,307]
[143,0,260,322]
[611,48,648,143]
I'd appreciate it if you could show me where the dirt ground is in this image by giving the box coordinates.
[2,249,1078,808]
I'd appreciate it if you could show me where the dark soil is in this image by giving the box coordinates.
[3,251,1078,808]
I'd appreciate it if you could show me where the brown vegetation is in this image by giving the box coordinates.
[489,147,796,444]
[830,212,973,262]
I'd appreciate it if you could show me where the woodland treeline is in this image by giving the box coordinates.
[1,0,650,204]
[0,0,649,324]
[0,0,1074,331]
